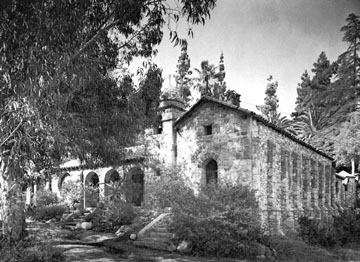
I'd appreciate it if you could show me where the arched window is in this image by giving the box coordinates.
[206,159,218,185]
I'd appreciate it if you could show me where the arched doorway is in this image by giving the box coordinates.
[58,173,70,193]
[126,167,144,206]
[206,159,218,185]
[104,169,121,199]
[85,172,100,207]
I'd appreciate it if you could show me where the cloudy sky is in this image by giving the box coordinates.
[147,0,359,116]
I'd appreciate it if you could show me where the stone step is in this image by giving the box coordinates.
[139,236,171,243]
[148,231,173,238]
[151,227,168,233]
[133,240,176,252]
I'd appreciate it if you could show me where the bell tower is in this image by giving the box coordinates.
[158,75,186,167]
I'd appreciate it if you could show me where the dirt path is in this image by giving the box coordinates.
[26,222,246,262]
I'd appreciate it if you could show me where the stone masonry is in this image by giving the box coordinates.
[49,86,355,234]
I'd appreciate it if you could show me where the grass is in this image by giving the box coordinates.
[274,236,344,262]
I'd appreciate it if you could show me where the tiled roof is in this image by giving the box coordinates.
[174,96,333,161]
[56,156,145,172]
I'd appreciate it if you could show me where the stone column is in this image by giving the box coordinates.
[302,156,311,215]
[291,152,303,227]
[330,168,337,213]
[318,162,327,221]
[324,165,332,215]
[266,141,282,234]
[280,149,294,231]
[310,159,320,219]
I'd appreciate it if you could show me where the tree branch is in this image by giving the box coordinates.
[0,121,22,148]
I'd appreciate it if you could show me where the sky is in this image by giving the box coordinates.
[143,0,359,116]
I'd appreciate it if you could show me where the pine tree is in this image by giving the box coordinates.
[339,13,360,89]
[293,70,311,117]
[175,41,192,105]
[257,76,292,129]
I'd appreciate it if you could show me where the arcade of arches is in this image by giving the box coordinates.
[51,166,145,208]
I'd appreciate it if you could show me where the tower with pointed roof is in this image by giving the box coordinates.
[158,75,186,166]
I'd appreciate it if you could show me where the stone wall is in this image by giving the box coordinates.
[174,100,350,233]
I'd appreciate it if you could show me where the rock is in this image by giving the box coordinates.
[129,233,137,240]
[176,240,192,253]
[115,225,132,237]
[256,255,266,260]
[46,218,57,224]
[75,222,93,230]
[61,213,73,222]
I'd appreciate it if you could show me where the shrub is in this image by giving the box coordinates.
[144,166,194,210]
[333,209,360,246]
[298,216,337,248]
[147,168,272,259]
[298,210,360,248]
[0,237,64,262]
[105,201,137,229]
[61,180,83,208]
[29,204,67,221]
[35,190,59,207]
[169,183,272,259]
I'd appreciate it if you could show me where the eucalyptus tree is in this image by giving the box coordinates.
[0,0,217,241]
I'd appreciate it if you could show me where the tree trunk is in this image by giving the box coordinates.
[0,159,26,242]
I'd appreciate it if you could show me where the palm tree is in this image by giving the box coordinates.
[193,60,218,96]
[268,112,293,131]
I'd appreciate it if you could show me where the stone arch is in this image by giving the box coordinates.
[58,173,70,192]
[126,167,144,206]
[199,152,219,165]
[85,171,100,207]
[197,152,219,185]
[205,159,218,185]
[104,169,121,198]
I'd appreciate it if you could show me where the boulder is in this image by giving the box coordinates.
[176,240,192,253]
[115,225,132,238]
[46,218,58,224]
[61,213,73,222]
[129,233,137,240]
[75,222,93,230]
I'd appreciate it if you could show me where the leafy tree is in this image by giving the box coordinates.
[0,0,217,241]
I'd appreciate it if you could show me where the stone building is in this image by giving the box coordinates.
[47,83,355,234]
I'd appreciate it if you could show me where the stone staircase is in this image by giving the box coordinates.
[62,208,93,230]
[133,213,176,251]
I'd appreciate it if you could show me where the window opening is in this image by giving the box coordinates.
[204,124,212,135]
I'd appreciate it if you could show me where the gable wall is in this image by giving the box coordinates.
[176,102,254,189]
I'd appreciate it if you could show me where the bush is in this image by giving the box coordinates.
[169,183,272,259]
[298,216,337,248]
[144,166,194,210]
[0,237,64,262]
[146,169,272,259]
[61,180,83,208]
[333,209,360,246]
[29,205,67,221]
[298,210,360,248]
[35,190,59,207]
[85,198,136,232]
